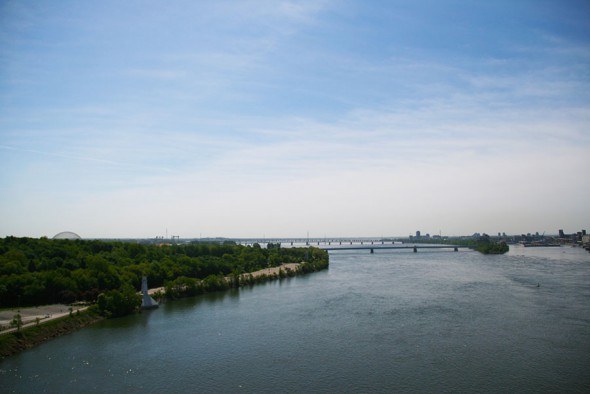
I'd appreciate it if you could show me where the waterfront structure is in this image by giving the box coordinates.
[141,277,159,309]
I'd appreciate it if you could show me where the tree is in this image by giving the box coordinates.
[96,284,141,318]
[0,237,329,312]
[10,313,23,331]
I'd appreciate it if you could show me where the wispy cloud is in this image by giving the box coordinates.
[1,0,589,237]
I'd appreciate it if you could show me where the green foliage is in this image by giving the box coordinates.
[96,284,141,318]
[410,235,509,255]
[476,241,509,254]
[458,235,509,255]
[165,276,200,299]
[298,249,330,273]
[0,237,329,313]
[10,313,23,331]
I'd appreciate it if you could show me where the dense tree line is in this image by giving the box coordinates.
[0,237,328,309]
[473,240,509,254]
[448,235,509,254]
[164,252,329,300]
[408,235,509,254]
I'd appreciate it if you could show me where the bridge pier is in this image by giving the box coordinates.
[454,247,458,252]
[413,246,417,253]
[370,248,374,254]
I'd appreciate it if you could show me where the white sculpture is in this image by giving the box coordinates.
[141,276,159,309]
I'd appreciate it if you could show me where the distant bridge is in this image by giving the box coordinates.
[231,238,470,253]
[320,245,470,253]
[235,238,401,246]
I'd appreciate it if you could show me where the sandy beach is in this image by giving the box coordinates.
[244,263,301,279]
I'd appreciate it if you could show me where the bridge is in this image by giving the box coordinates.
[230,238,470,253]
[235,238,402,246]
[319,245,470,253]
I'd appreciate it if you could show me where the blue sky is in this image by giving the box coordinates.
[1,0,589,238]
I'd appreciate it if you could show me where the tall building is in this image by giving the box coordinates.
[416,231,421,238]
[559,229,565,238]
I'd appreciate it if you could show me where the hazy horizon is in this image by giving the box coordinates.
[9,228,585,242]
[1,1,589,239]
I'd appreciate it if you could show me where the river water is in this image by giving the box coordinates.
[2,245,590,392]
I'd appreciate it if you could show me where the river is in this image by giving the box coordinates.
[2,245,590,392]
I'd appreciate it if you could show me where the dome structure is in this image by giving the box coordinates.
[52,231,82,240]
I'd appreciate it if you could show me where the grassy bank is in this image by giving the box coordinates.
[0,309,103,359]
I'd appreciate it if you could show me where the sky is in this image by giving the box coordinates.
[1,0,589,239]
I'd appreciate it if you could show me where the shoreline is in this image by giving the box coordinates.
[0,305,89,335]
[1,261,326,359]
[0,310,103,359]
[246,263,301,278]
[147,263,302,296]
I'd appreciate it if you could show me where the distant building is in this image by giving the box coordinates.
[52,231,81,240]
[559,229,565,238]
[416,231,421,238]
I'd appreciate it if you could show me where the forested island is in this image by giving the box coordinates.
[409,234,509,255]
[0,237,329,317]
[471,240,509,254]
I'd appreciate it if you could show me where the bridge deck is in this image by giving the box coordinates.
[321,245,470,251]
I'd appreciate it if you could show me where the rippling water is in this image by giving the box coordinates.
[2,245,590,392]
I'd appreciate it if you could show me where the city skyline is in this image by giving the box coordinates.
[47,228,586,241]
[1,1,589,238]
